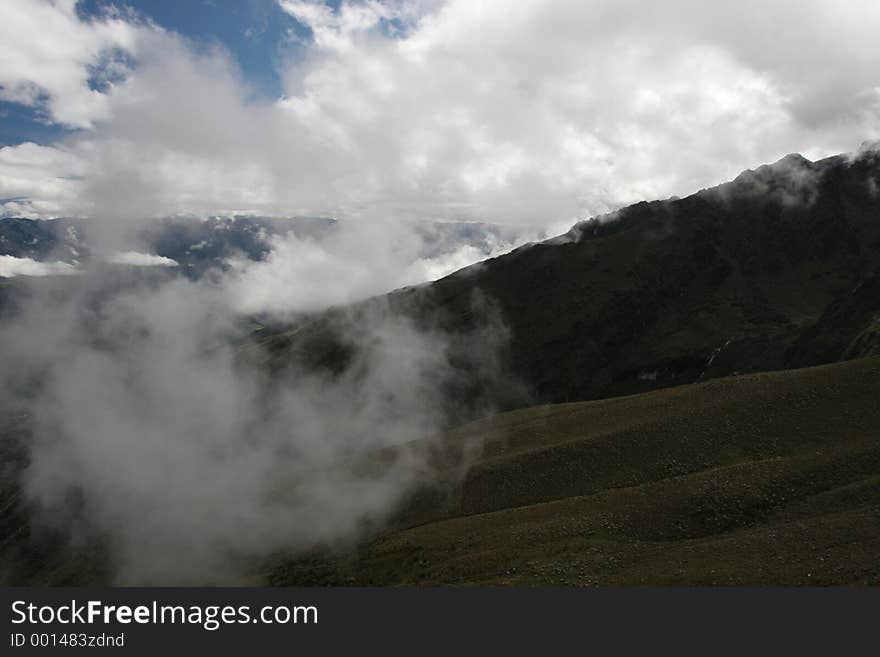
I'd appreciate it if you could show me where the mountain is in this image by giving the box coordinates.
[0,214,520,279]
[0,216,84,262]
[256,145,880,411]
[254,146,880,585]
[0,215,336,276]
[3,146,880,585]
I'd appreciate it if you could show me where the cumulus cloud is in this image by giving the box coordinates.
[0,0,140,128]
[1,0,878,231]
[0,142,86,217]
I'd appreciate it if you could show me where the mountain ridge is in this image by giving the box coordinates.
[253,145,880,416]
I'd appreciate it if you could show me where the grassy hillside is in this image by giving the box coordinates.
[4,353,878,586]
[268,356,880,585]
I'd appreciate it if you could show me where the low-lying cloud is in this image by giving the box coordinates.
[0,255,79,278]
[105,251,178,267]
[1,262,516,584]
[225,216,532,316]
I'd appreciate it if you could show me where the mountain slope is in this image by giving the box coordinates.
[268,356,880,586]
[6,355,878,585]
[257,146,880,411]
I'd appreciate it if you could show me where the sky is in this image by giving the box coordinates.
[0,0,301,145]
[0,0,879,227]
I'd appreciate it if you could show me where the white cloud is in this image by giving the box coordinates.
[0,142,87,216]
[0,0,141,128]
[105,251,178,267]
[0,255,79,277]
[270,0,880,224]
[225,217,530,315]
[1,0,879,247]
[2,250,515,583]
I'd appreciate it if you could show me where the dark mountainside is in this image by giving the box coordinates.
[256,146,880,411]
[256,146,880,585]
[2,146,880,585]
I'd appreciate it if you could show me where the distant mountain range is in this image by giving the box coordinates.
[0,214,521,278]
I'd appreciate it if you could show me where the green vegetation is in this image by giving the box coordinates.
[268,357,880,585]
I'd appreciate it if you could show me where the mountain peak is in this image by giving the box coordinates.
[730,151,816,189]
[774,152,813,167]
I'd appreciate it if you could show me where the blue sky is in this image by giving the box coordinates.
[0,101,72,147]
[79,1,314,100]
[1,0,315,146]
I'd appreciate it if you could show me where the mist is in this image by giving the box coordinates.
[0,253,518,583]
